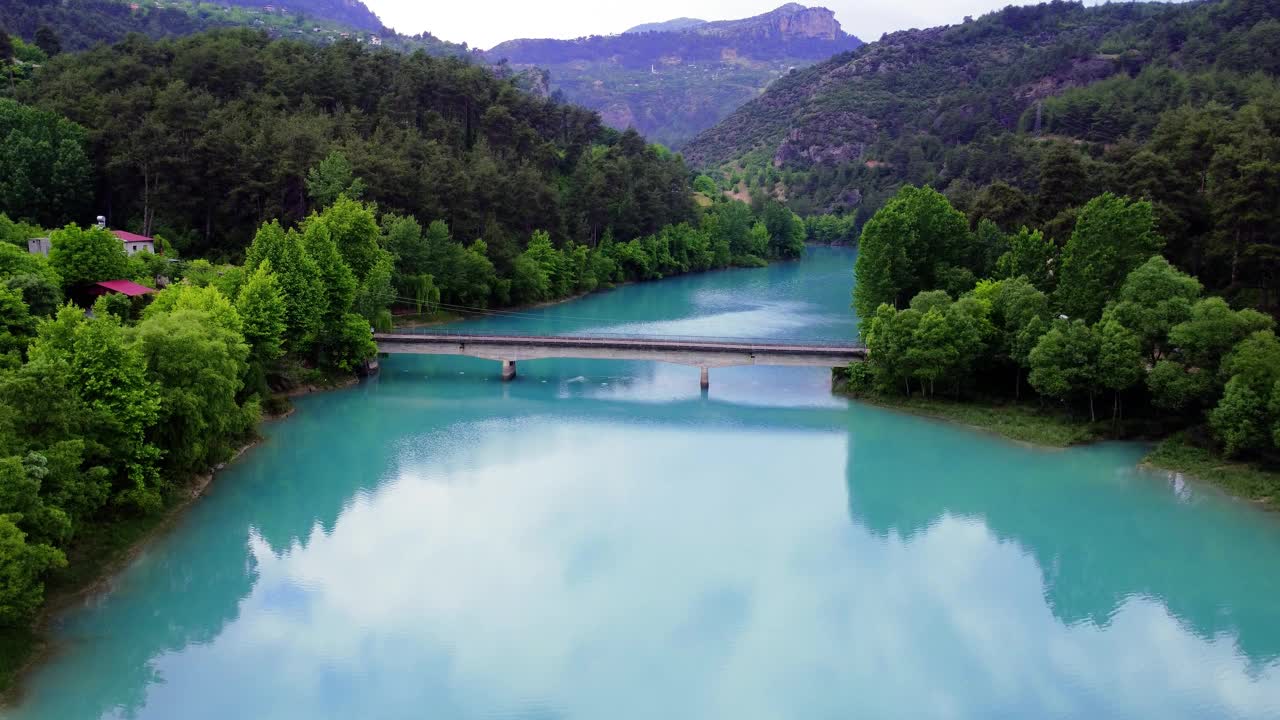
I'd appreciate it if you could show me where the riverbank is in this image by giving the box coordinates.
[0,371,360,697]
[833,373,1280,509]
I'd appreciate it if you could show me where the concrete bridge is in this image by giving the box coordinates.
[374,333,867,389]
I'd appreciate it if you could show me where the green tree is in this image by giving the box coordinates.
[132,308,253,475]
[33,26,60,57]
[1104,256,1201,363]
[236,262,287,367]
[994,231,1046,291]
[26,307,162,510]
[1056,194,1164,323]
[1148,298,1274,412]
[1096,319,1143,421]
[245,221,326,352]
[854,185,969,318]
[971,181,1032,231]
[1037,142,1089,221]
[305,152,366,209]
[48,224,127,290]
[325,313,376,373]
[863,304,923,396]
[0,285,35,363]
[0,100,92,227]
[1029,320,1101,420]
[0,515,65,626]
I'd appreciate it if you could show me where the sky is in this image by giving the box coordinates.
[363,0,1126,51]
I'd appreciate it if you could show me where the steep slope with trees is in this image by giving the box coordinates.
[13,30,694,261]
[686,0,1280,305]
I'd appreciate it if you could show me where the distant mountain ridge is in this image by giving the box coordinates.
[486,4,862,147]
[624,17,707,34]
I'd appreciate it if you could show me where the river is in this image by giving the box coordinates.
[6,246,1280,719]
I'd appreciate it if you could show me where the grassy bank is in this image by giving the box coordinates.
[833,370,1102,447]
[856,394,1102,447]
[834,372,1280,508]
[1144,435,1280,508]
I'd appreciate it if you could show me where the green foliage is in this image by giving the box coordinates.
[131,308,252,475]
[26,307,162,511]
[236,262,287,367]
[0,515,64,626]
[1148,297,1275,411]
[994,227,1054,291]
[305,152,366,209]
[0,286,35,362]
[48,224,127,290]
[0,100,91,227]
[1056,194,1163,323]
[1029,320,1101,419]
[804,214,857,244]
[245,221,326,352]
[23,32,694,263]
[325,313,376,373]
[853,185,971,318]
[0,213,43,249]
[1104,256,1201,362]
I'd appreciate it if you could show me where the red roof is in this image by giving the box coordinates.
[96,280,155,297]
[112,230,154,244]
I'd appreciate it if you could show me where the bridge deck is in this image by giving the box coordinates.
[375,333,862,355]
[373,333,866,381]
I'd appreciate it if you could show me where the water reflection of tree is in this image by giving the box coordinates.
[843,416,1280,666]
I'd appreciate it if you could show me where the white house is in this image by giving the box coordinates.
[27,230,158,256]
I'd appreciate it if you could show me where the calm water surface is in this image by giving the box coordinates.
[7,247,1280,719]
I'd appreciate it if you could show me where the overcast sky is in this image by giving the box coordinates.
[363,0,1136,51]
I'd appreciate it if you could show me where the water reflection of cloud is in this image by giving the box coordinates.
[584,300,821,341]
[108,423,1280,720]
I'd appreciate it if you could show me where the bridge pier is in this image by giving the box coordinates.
[501,360,517,382]
[700,366,709,391]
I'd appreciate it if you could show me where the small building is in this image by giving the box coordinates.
[113,230,157,255]
[370,36,382,46]
[27,237,51,256]
[90,280,156,299]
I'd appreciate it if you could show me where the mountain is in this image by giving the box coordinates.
[486,4,862,148]
[683,0,1280,208]
[0,0,467,56]
[682,0,1280,294]
[624,18,707,34]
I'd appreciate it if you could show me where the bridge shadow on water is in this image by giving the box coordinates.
[15,353,1280,717]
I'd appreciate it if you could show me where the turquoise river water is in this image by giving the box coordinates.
[5,246,1280,719]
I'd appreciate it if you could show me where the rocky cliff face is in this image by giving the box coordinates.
[696,4,842,41]
[485,5,861,148]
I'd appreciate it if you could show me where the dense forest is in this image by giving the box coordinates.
[686,0,1280,305]
[849,179,1280,474]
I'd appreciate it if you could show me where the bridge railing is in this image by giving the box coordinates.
[390,328,864,349]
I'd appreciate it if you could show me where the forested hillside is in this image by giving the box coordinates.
[11,30,697,261]
[0,0,467,56]
[685,0,1280,302]
[486,4,862,147]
